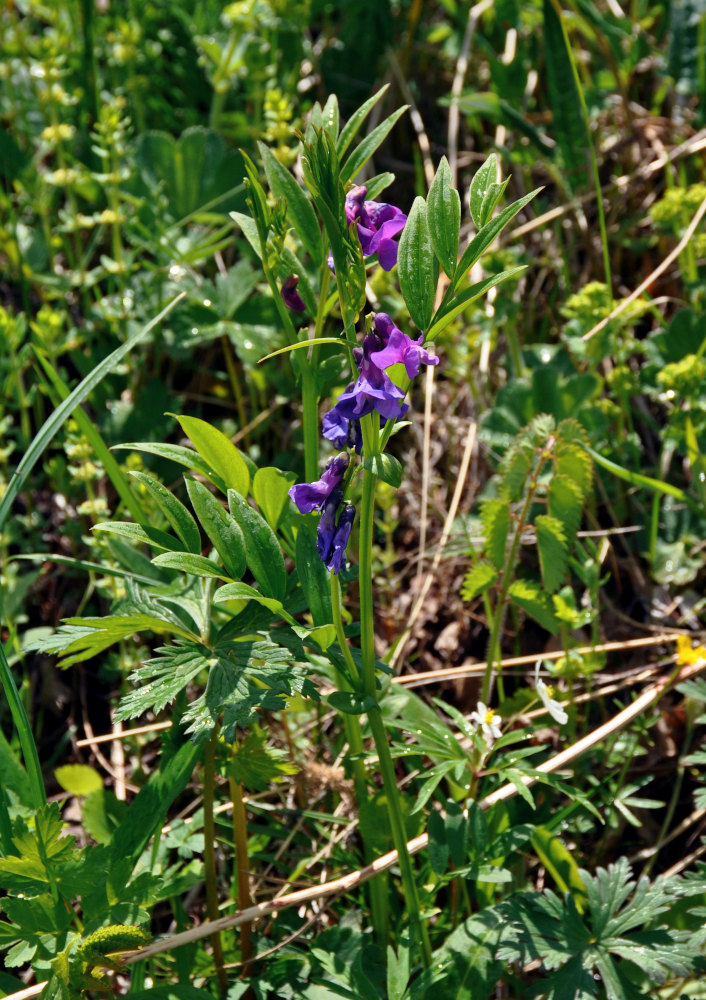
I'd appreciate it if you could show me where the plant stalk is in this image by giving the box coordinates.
[204,727,228,996]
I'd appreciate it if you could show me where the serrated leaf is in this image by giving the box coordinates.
[253,466,297,531]
[340,105,408,184]
[427,156,460,279]
[229,730,297,791]
[480,498,511,569]
[174,415,250,497]
[398,196,438,331]
[461,561,498,602]
[227,490,287,600]
[499,445,533,501]
[508,579,560,634]
[535,514,568,593]
[362,452,403,488]
[258,141,321,260]
[151,552,233,581]
[129,472,202,554]
[548,473,584,545]
[469,153,498,229]
[185,478,246,581]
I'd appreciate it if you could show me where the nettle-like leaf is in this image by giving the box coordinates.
[461,560,498,602]
[508,579,560,634]
[548,473,584,545]
[480,497,511,569]
[498,858,705,999]
[535,514,568,593]
[0,804,75,896]
[229,728,297,790]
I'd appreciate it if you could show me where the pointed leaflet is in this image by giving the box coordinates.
[398,196,438,332]
[548,473,584,545]
[427,156,460,279]
[535,514,568,593]
[113,441,227,492]
[174,414,250,497]
[129,471,201,554]
[93,520,187,553]
[340,105,408,184]
[184,477,246,581]
[227,490,287,601]
[469,153,501,229]
[427,267,526,340]
[151,552,234,581]
[258,141,321,261]
[454,188,540,293]
[336,84,390,158]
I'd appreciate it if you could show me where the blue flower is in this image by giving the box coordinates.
[326,503,355,574]
[345,186,407,271]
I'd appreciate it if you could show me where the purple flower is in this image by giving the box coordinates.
[344,185,407,271]
[326,503,355,574]
[322,405,363,452]
[317,486,343,562]
[334,364,406,422]
[288,453,349,514]
[281,274,306,312]
[369,327,439,379]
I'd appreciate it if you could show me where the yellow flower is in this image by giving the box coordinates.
[675,635,706,666]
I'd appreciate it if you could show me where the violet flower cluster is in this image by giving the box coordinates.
[322,312,438,450]
[344,185,407,271]
[289,314,438,572]
[288,454,354,574]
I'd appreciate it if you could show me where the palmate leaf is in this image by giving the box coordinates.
[28,615,198,667]
[0,804,75,896]
[499,858,705,999]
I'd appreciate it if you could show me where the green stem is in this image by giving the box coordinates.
[204,728,228,996]
[357,414,431,965]
[229,775,254,974]
[0,643,45,810]
[301,365,320,483]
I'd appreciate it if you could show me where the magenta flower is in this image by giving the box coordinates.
[288,453,349,514]
[343,185,407,271]
[326,503,355,574]
[281,274,306,312]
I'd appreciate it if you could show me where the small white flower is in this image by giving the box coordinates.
[534,660,568,725]
[470,701,503,744]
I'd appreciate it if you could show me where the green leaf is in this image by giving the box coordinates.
[460,561,498,602]
[543,0,591,191]
[398,196,438,331]
[253,467,297,530]
[174,414,250,497]
[336,84,390,158]
[82,788,128,846]
[151,552,233,581]
[427,809,449,877]
[480,498,511,569]
[229,210,263,258]
[454,189,540,292]
[258,141,322,260]
[431,910,505,997]
[327,691,376,715]
[340,105,408,184]
[129,472,202,554]
[531,826,587,911]
[184,478,246,581]
[295,524,333,628]
[548,473,584,545]
[54,765,102,796]
[92,520,187,553]
[111,741,202,867]
[214,581,297,629]
[227,490,287,600]
[427,156,460,279]
[428,267,526,340]
[535,514,568,593]
[469,153,498,229]
[508,579,559,634]
[387,937,411,1000]
[112,441,226,492]
[0,803,74,895]
[362,453,403,488]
